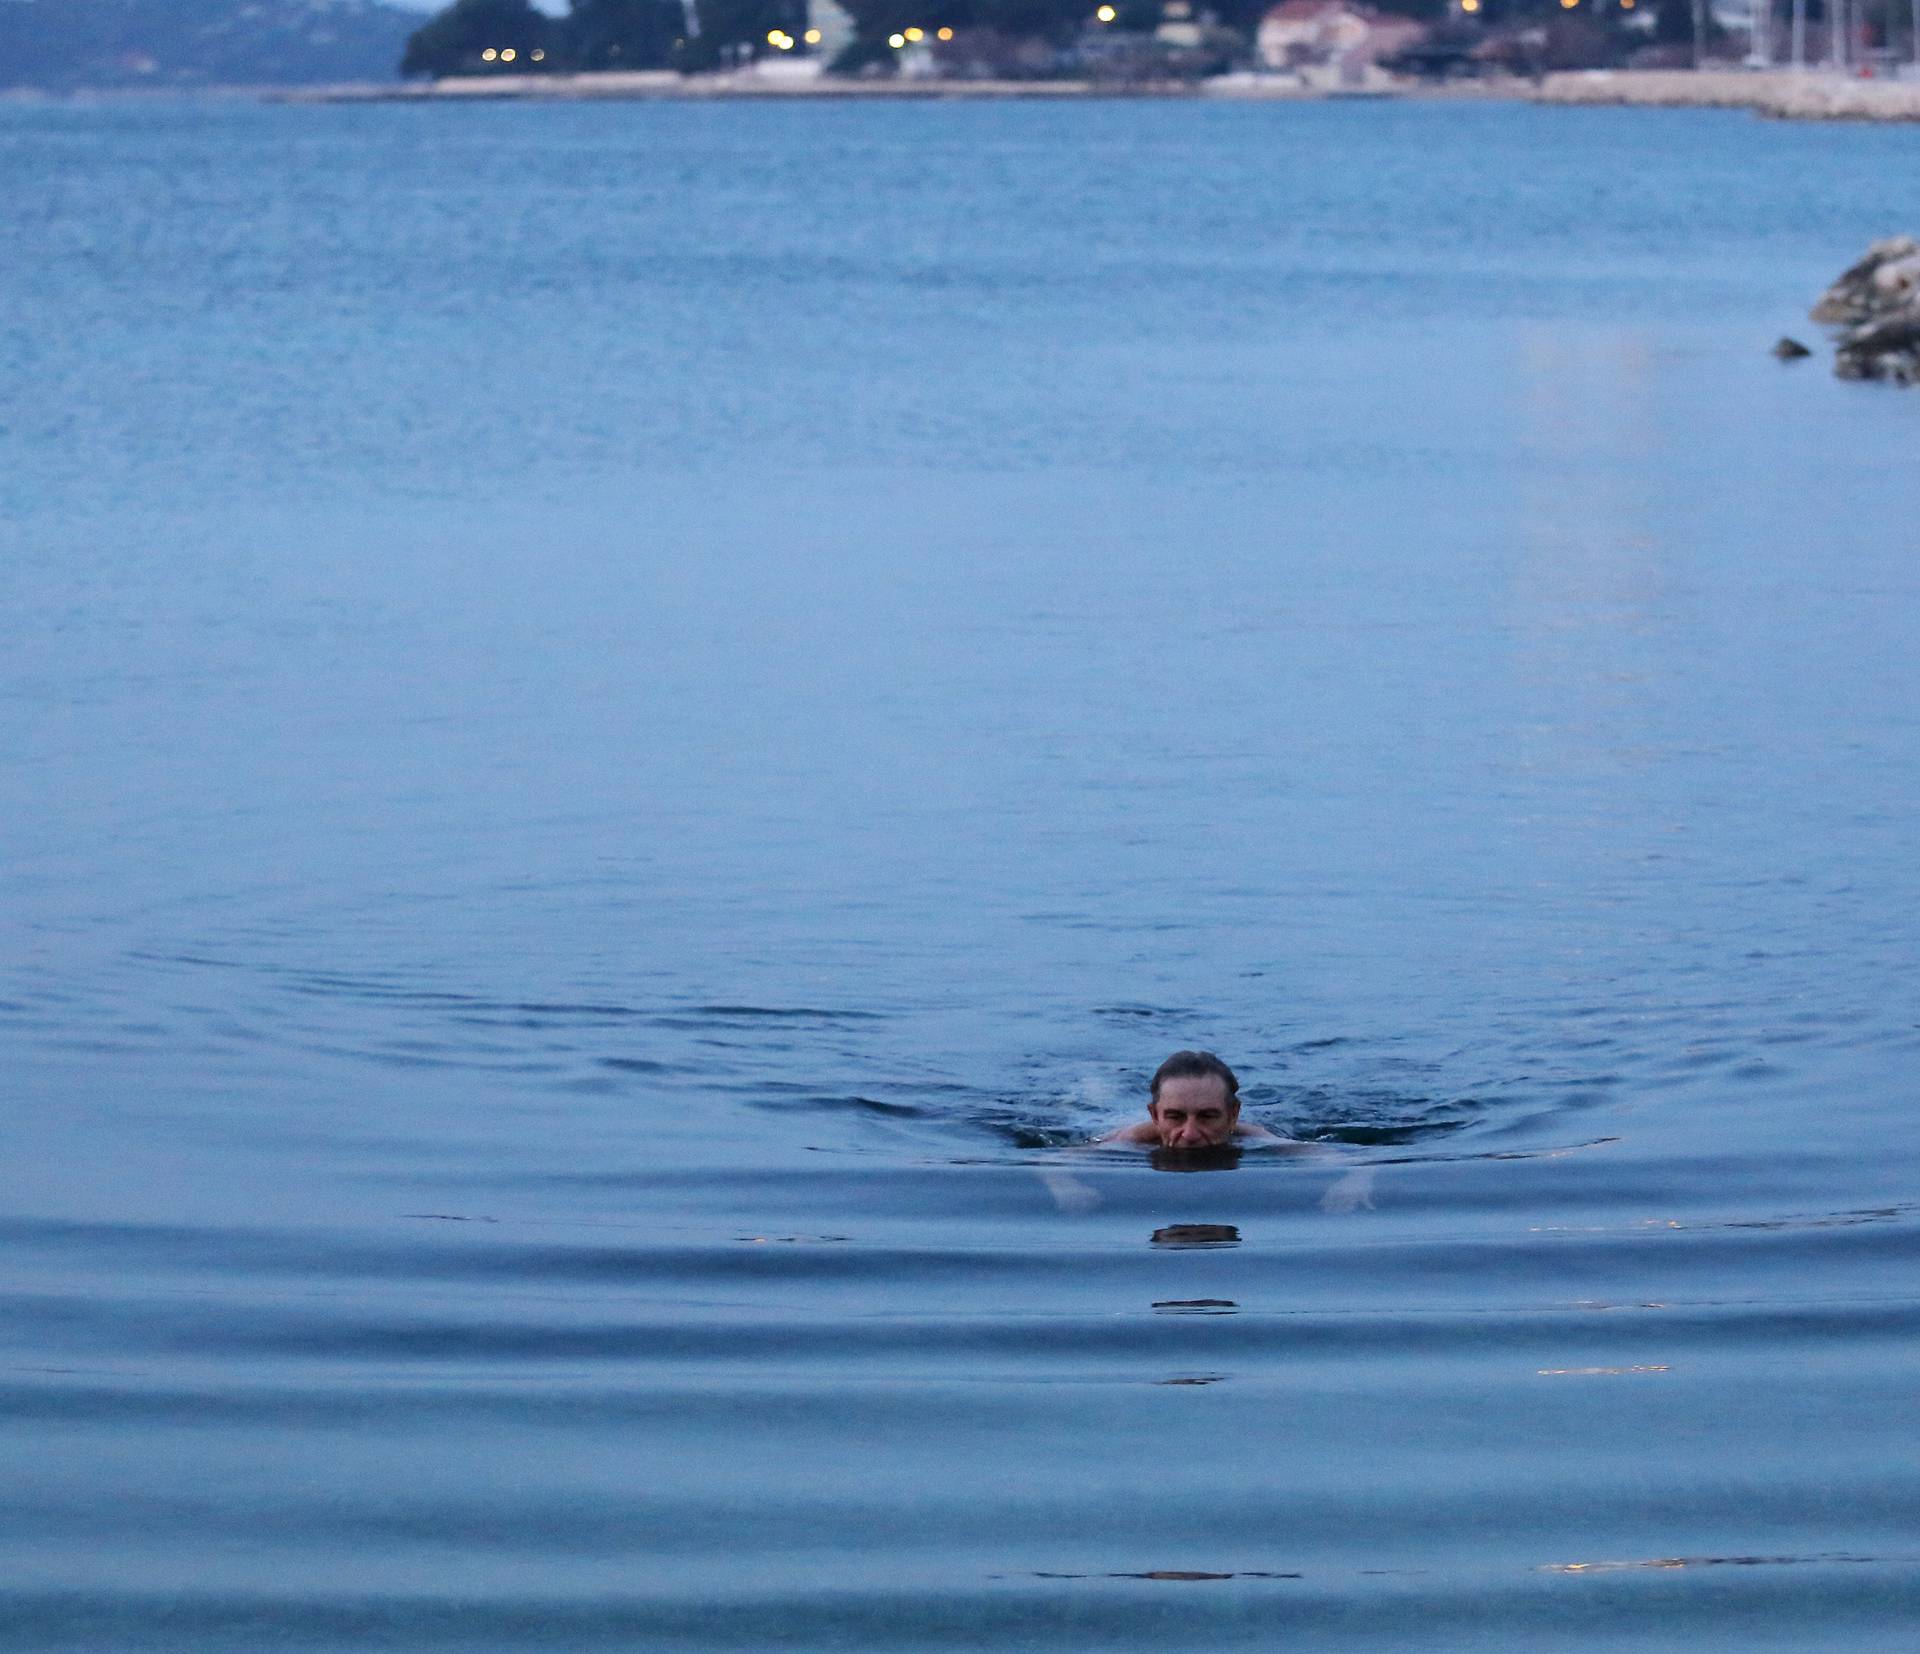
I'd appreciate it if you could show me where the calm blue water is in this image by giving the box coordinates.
[4,95,1919,1648]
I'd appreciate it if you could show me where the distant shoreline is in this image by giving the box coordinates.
[1529,66,1920,121]
[265,67,1920,121]
[12,67,1920,122]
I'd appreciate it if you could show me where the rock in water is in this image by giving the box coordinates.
[1836,311,1920,385]
[1772,337,1812,360]
[1812,238,1920,385]
[1811,237,1920,325]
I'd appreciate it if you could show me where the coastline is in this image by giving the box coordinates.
[1530,66,1920,121]
[263,70,1267,103]
[10,64,1913,120]
[255,65,1920,120]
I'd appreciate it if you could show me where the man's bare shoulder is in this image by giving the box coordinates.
[1096,1120,1161,1144]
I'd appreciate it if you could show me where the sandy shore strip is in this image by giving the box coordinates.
[270,71,1155,103]
[270,66,1920,119]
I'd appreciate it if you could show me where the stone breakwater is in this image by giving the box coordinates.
[1533,67,1920,121]
[1811,238,1920,383]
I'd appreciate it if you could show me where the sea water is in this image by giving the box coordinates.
[3,94,1918,1648]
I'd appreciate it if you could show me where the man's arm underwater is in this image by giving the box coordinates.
[1080,1126,1378,1211]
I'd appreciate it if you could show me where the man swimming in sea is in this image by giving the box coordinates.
[1077,1048,1374,1209]
[1099,1049,1301,1151]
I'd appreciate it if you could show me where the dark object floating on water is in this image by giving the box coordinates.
[1024,1569,1302,1581]
[1772,336,1812,360]
[1151,1224,1241,1248]
[1810,237,1920,384]
[1156,1374,1228,1385]
[1152,1298,1239,1314]
[1130,1571,1238,1582]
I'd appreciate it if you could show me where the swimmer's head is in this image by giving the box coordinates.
[1147,1050,1241,1149]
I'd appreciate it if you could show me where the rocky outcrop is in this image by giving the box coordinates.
[1812,238,1920,385]
[1813,238,1920,324]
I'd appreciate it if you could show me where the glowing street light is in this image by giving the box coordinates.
[904,25,925,39]
[481,47,498,60]
[500,46,517,60]
[888,31,906,45]
[805,27,823,41]
[1096,3,1117,18]
[937,24,954,36]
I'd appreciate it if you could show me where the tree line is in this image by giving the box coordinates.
[402,0,1766,79]
[403,0,1434,75]
[405,0,678,74]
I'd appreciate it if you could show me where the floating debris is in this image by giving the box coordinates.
[1021,1568,1301,1582]
[1536,1364,1670,1377]
[1150,1224,1241,1248]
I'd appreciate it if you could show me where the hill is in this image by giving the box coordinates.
[0,0,419,89]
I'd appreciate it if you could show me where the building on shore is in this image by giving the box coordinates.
[1255,1,1429,78]
[808,0,856,61]
[1155,2,1207,48]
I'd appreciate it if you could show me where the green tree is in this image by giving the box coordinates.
[569,0,691,68]
[691,0,810,55]
[401,0,557,75]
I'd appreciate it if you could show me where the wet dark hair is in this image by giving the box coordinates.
[1149,1049,1239,1104]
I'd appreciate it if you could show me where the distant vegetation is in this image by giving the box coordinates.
[400,0,1742,80]
[0,0,418,89]
[400,0,807,76]
[401,0,1275,75]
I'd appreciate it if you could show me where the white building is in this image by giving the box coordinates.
[1255,0,1425,71]
[808,0,857,61]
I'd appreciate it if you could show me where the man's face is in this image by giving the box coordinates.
[1148,1075,1240,1149]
